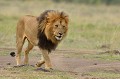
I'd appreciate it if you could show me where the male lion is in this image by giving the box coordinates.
[10,10,69,70]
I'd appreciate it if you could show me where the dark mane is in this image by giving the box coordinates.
[37,30,57,52]
[37,10,54,24]
[37,10,58,52]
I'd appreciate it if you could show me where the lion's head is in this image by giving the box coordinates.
[37,10,69,44]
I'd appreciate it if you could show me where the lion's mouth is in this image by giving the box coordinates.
[55,35,63,41]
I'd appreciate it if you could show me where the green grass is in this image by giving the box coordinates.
[86,71,120,79]
[62,50,120,61]
[0,1,120,79]
[0,66,74,79]
[81,54,120,61]
[0,0,120,50]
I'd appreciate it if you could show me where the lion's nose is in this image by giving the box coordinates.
[59,32,63,36]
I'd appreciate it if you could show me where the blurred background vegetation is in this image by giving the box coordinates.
[0,1,120,78]
[0,0,120,51]
[53,0,120,5]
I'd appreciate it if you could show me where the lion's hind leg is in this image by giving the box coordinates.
[16,37,26,66]
[24,41,33,65]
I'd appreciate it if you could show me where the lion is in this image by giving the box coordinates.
[10,10,69,70]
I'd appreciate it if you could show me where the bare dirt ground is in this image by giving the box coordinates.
[0,48,120,79]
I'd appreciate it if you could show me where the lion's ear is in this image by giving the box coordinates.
[37,15,47,24]
[46,11,56,23]
[61,12,69,24]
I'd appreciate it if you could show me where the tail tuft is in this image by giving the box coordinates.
[10,52,15,57]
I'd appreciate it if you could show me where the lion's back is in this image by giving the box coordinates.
[17,15,39,45]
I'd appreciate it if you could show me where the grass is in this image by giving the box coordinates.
[86,71,120,79]
[62,50,120,61]
[81,54,120,61]
[0,0,120,50]
[0,0,120,79]
[0,66,74,79]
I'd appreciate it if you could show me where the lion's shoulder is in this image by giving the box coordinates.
[19,15,38,26]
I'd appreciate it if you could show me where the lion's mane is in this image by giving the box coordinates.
[36,10,68,52]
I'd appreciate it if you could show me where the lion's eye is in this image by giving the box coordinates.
[55,25,58,28]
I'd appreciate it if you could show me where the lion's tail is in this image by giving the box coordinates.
[10,52,16,57]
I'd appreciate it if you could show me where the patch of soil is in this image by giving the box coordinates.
[0,48,120,79]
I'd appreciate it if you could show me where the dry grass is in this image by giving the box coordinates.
[0,0,120,50]
[0,66,74,79]
[1,1,120,79]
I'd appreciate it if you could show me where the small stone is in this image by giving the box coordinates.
[6,62,11,65]
[93,63,97,65]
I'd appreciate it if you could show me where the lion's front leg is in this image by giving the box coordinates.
[35,55,45,67]
[40,49,52,69]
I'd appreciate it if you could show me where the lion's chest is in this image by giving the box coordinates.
[37,31,57,52]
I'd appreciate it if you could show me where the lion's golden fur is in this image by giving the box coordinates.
[12,10,69,69]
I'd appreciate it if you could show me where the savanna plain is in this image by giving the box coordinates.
[0,0,120,79]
